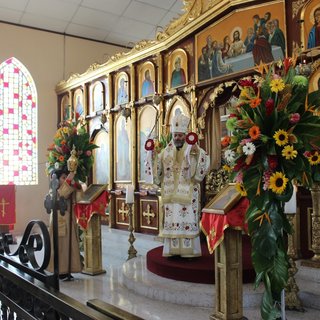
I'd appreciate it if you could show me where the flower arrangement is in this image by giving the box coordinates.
[222,58,320,319]
[46,119,99,182]
[152,133,172,154]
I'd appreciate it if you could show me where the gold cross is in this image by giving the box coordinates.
[0,198,9,218]
[142,204,155,225]
[118,202,129,221]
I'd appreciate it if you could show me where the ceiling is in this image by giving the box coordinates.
[0,0,184,48]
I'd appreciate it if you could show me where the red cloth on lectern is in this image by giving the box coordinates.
[0,185,16,226]
[200,197,249,254]
[74,191,108,229]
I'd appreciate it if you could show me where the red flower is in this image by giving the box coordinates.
[265,98,274,116]
[267,155,278,170]
[283,57,292,75]
[239,79,254,87]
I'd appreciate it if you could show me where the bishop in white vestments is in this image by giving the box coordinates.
[146,114,210,257]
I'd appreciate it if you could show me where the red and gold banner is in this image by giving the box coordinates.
[74,191,108,230]
[200,197,249,254]
[0,185,16,225]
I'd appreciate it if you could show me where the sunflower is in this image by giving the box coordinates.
[249,125,261,140]
[281,145,297,160]
[270,78,285,93]
[273,129,289,146]
[269,171,289,194]
[235,182,247,196]
[308,152,320,165]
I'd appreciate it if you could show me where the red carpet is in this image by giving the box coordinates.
[146,235,255,284]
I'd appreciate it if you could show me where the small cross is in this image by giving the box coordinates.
[0,198,9,218]
[142,204,155,225]
[119,202,129,221]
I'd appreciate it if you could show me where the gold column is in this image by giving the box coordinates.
[82,214,106,275]
[211,228,244,320]
[302,182,320,267]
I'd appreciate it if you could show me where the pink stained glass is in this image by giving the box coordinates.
[0,57,38,185]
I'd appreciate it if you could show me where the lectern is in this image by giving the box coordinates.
[74,184,108,275]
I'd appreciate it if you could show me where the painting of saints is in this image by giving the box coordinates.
[93,82,104,113]
[75,92,84,119]
[116,117,131,181]
[93,131,109,185]
[141,69,155,97]
[117,76,128,105]
[61,95,71,121]
[307,7,320,49]
[171,57,186,88]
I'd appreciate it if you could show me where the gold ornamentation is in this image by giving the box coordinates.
[310,182,320,262]
[156,0,203,41]
[197,81,237,138]
[0,198,9,217]
[142,204,155,225]
[285,214,304,311]
[67,145,78,173]
[292,0,307,18]
[205,166,230,195]
[118,202,129,221]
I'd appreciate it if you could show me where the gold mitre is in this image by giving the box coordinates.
[171,113,190,133]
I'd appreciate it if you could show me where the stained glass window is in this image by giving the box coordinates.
[0,57,38,185]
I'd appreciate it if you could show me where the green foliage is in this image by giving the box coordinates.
[221,58,320,320]
[46,119,99,182]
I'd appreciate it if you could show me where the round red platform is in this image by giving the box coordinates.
[146,235,255,284]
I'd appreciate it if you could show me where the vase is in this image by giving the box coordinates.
[310,182,320,262]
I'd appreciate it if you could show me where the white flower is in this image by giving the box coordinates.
[242,142,256,155]
[54,162,60,169]
[224,149,235,163]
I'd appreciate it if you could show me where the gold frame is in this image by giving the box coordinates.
[114,114,132,183]
[115,71,129,105]
[137,104,158,183]
[168,48,188,89]
[139,61,155,98]
[77,184,107,204]
[202,183,242,215]
[139,199,158,230]
[73,88,85,119]
[91,80,105,114]
[195,0,286,84]
[92,129,110,185]
[300,1,320,51]
[61,94,71,121]
[309,67,320,93]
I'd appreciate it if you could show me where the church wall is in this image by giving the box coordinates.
[55,0,320,236]
[0,22,125,235]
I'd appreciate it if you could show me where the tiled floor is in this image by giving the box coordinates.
[59,226,320,320]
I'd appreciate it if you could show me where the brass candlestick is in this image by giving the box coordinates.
[127,203,137,260]
[285,214,303,311]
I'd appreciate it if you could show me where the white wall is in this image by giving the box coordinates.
[0,23,125,235]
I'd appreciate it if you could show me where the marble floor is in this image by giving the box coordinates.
[59,226,320,320]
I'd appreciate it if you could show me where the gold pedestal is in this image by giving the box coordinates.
[301,182,320,268]
[211,228,245,320]
[82,214,106,275]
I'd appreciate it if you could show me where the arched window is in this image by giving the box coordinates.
[0,57,38,185]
